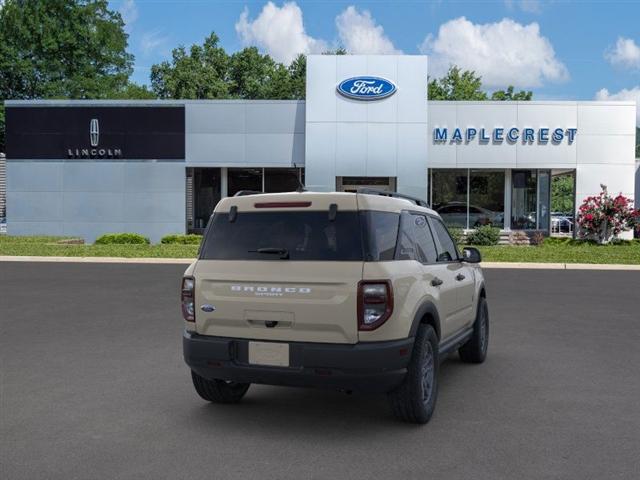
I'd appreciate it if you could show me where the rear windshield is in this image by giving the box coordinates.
[200,210,402,262]
[200,211,364,261]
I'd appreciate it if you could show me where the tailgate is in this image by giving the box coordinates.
[194,260,362,344]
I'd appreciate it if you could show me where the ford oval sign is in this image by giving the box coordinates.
[337,77,397,101]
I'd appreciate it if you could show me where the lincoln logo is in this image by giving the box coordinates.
[89,118,99,147]
[67,118,122,158]
[337,76,397,100]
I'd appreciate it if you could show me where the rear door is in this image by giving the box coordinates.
[194,199,363,344]
[396,212,459,339]
[428,216,476,336]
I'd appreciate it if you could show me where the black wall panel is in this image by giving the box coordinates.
[6,106,185,159]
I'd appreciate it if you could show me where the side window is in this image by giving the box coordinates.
[395,212,438,263]
[429,217,459,262]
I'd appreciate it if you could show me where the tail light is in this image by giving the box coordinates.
[358,280,393,331]
[181,276,195,322]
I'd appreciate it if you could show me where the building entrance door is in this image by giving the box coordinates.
[337,176,396,193]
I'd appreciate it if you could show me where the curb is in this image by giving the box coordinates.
[481,262,640,270]
[1,256,640,270]
[0,255,193,264]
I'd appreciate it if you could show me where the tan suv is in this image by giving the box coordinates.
[182,190,488,424]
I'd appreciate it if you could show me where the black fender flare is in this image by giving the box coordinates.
[409,301,441,340]
[478,280,486,298]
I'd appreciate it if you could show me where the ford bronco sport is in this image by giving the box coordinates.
[182,190,488,424]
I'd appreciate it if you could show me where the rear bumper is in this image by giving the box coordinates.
[183,331,413,393]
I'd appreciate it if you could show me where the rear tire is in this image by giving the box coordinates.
[388,324,439,424]
[191,371,250,404]
[459,297,489,364]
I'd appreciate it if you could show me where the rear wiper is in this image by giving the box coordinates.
[248,247,290,259]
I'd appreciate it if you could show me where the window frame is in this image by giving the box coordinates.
[393,210,441,266]
[427,215,461,264]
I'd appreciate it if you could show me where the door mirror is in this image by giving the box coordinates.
[462,247,482,263]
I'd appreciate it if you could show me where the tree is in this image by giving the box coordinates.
[428,67,487,101]
[288,54,306,100]
[0,0,137,151]
[551,174,575,213]
[150,33,230,99]
[491,86,533,101]
[151,33,310,100]
[428,66,533,102]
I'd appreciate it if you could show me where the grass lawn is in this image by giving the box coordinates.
[1,235,640,264]
[0,236,199,258]
[476,242,640,264]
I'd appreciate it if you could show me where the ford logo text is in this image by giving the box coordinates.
[337,77,397,101]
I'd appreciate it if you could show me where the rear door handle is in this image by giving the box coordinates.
[456,274,466,281]
[431,277,443,287]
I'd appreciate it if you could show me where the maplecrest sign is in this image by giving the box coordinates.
[433,127,577,144]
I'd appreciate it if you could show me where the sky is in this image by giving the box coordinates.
[112,0,640,124]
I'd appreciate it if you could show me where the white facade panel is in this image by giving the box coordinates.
[517,104,577,129]
[516,140,576,167]
[576,135,636,165]
[578,103,636,135]
[304,122,336,192]
[306,55,428,200]
[306,55,337,122]
[397,56,429,123]
[63,162,124,193]
[365,56,398,123]
[576,164,635,197]
[186,103,245,134]
[335,123,367,176]
[336,56,367,123]
[187,133,245,164]
[366,124,397,176]
[397,123,428,199]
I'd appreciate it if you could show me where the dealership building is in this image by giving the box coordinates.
[3,55,638,242]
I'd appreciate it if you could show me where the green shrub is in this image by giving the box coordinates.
[160,234,203,245]
[447,227,464,245]
[466,225,500,246]
[543,236,572,246]
[94,233,150,245]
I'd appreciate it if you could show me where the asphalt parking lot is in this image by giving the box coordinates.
[2,262,640,480]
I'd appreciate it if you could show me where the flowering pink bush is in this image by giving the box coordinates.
[577,185,639,243]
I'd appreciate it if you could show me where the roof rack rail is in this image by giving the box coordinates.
[233,190,263,197]
[356,188,429,208]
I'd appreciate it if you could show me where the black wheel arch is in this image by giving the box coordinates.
[409,301,442,340]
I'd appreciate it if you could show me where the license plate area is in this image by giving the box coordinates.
[248,341,290,367]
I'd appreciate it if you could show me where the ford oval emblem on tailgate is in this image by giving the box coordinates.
[337,76,397,101]
[200,304,216,312]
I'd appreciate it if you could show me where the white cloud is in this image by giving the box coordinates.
[605,37,640,70]
[420,17,568,89]
[140,30,167,56]
[504,0,542,14]
[235,1,327,64]
[595,87,640,124]
[119,0,138,33]
[335,6,401,55]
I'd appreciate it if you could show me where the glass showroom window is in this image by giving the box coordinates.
[264,168,303,193]
[429,169,468,228]
[228,168,263,196]
[430,169,506,230]
[469,170,505,228]
[511,170,538,230]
